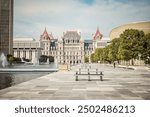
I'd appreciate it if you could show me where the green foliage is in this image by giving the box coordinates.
[91,29,150,64]
[119,29,145,60]
[7,54,14,65]
[22,57,30,62]
[142,33,150,64]
[84,56,89,63]
[108,38,120,61]
[7,54,23,64]
[13,57,21,63]
[39,55,54,63]
[103,46,110,62]
[39,55,48,63]
[90,53,95,62]
[49,56,54,63]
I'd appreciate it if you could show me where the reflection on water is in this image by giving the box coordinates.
[0,64,56,90]
[0,73,13,90]
[0,72,50,90]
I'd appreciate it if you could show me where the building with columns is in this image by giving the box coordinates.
[13,38,42,62]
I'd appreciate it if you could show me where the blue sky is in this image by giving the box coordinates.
[14,0,150,40]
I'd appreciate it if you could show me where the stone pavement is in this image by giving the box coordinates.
[0,63,150,100]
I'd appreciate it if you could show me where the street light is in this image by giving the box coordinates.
[147,56,150,65]
[138,53,141,66]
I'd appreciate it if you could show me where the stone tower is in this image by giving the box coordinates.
[0,0,13,55]
[92,27,103,52]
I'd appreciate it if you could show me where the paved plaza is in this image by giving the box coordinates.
[0,64,150,100]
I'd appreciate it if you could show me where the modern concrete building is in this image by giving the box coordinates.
[0,0,13,55]
[13,38,42,62]
[109,21,150,40]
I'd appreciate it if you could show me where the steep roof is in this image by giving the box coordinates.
[63,31,81,39]
[40,28,53,40]
[93,27,103,40]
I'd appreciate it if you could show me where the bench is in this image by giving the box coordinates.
[75,68,103,81]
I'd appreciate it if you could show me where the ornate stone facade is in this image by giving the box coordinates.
[40,29,85,65]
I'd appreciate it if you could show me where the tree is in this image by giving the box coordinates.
[142,33,150,63]
[118,29,145,61]
[103,46,110,63]
[48,56,54,63]
[94,48,101,62]
[90,53,95,62]
[7,54,14,65]
[108,38,120,62]
[84,56,89,63]
[39,55,48,63]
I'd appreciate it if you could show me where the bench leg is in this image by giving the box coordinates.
[88,72,91,81]
[100,76,103,81]
[75,72,78,81]
[100,72,103,81]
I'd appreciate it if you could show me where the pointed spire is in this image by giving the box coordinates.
[97,26,99,31]
[93,27,103,40]
[43,27,48,36]
[40,28,50,40]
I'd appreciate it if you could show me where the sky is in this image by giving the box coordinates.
[14,0,150,40]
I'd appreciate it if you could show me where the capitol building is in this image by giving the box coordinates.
[13,28,108,65]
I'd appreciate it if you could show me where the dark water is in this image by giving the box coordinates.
[0,64,56,90]
[0,72,50,90]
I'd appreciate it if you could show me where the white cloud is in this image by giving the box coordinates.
[14,0,150,40]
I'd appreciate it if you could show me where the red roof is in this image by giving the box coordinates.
[93,27,103,40]
[40,28,50,40]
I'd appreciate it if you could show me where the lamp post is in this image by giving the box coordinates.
[147,56,150,65]
[62,38,65,64]
[138,53,141,66]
